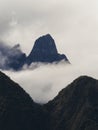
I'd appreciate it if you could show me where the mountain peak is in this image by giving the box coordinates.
[45,76,98,130]
[40,34,53,38]
[33,34,58,55]
[71,75,96,88]
[0,34,70,70]
[27,34,69,64]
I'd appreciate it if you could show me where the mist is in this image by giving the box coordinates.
[3,60,98,103]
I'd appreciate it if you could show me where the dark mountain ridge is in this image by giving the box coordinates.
[0,71,48,130]
[45,76,98,130]
[0,71,97,130]
[0,34,69,70]
[27,34,69,64]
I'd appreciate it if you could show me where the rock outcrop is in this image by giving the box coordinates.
[27,34,69,64]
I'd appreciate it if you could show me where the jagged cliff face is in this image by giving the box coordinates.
[27,34,69,64]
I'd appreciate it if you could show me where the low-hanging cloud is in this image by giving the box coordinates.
[3,59,98,104]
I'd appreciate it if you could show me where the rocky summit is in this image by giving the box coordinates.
[0,71,98,130]
[0,34,69,70]
[27,34,69,64]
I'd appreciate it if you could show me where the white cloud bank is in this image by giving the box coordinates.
[3,61,98,103]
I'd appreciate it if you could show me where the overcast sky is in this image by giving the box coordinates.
[1,0,98,103]
[0,0,98,64]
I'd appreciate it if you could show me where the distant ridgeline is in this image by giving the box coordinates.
[0,34,69,70]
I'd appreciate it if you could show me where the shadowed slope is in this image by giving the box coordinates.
[0,71,48,130]
[45,76,98,130]
[0,71,98,130]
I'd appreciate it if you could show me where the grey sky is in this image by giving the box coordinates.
[0,0,98,64]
